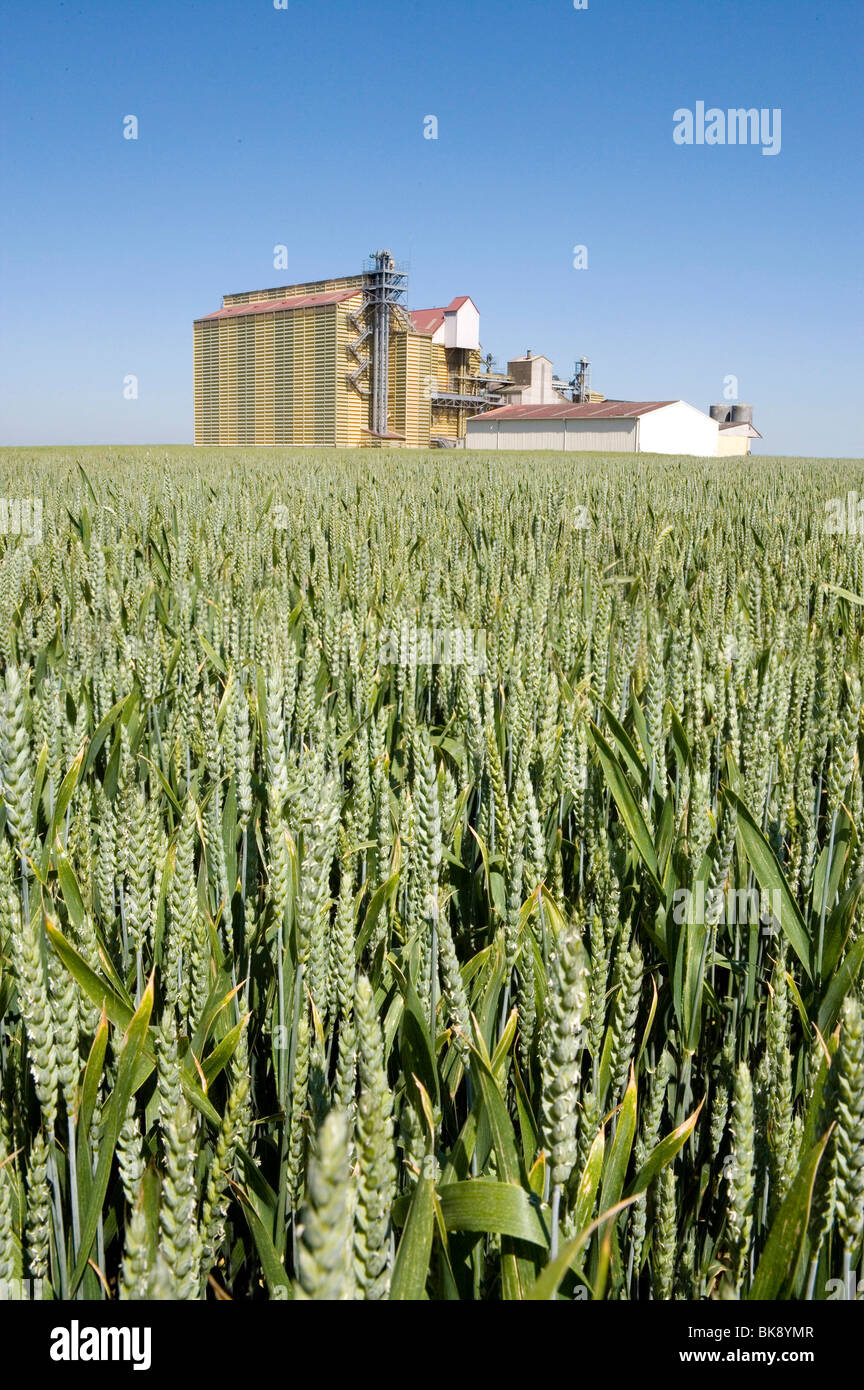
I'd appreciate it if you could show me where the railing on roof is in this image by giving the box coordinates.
[362,257,409,275]
[466,364,511,383]
[431,391,504,410]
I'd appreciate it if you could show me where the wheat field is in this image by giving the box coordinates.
[0,446,862,1302]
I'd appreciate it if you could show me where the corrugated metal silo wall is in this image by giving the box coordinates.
[193,319,220,444]
[195,302,365,445]
[389,332,433,446]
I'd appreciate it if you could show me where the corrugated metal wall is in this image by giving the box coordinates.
[465,419,639,451]
[390,332,432,446]
[193,321,220,444]
[562,419,638,452]
[254,316,273,444]
[194,299,368,446]
[194,279,486,448]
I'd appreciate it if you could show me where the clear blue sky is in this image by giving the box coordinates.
[1,0,861,455]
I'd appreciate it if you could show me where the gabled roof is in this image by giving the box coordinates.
[196,289,360,322]
[719,422,762,438]
[410,296,477,337]
[410,307,447,336]
[470,400,676,422]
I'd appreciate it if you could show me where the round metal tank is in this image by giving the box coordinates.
[710,404,731,423]
[731,404,753,425]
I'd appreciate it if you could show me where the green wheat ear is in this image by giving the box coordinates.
[653,1163,677,1301]
[832,997,864,1257]
[296,1107,354,1302]
[119,1197,153,1301]
[540,917,587,1208]
[156,1030,202,1299]
[354,974,396,1299]
[0,1122,20,1285]
[0,664,34,854]
[7,866,60,1136]
[24,1128,51,1283]
[727,1062,755,1293]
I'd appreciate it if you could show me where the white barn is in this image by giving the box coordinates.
[465,400,720,456]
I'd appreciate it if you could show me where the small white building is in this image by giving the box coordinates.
[465,399,720,456]
[411,296,480,350]
[717,421,762,456]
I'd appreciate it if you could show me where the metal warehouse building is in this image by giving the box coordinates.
[193,251,506,448]
[465,400,721,456]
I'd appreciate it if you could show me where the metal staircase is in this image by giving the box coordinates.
[346,309,372,396]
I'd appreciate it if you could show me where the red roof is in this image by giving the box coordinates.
[470,400,676,422]
[410,297,475,337]
[410,307,446,336]
[197,289,360,322]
